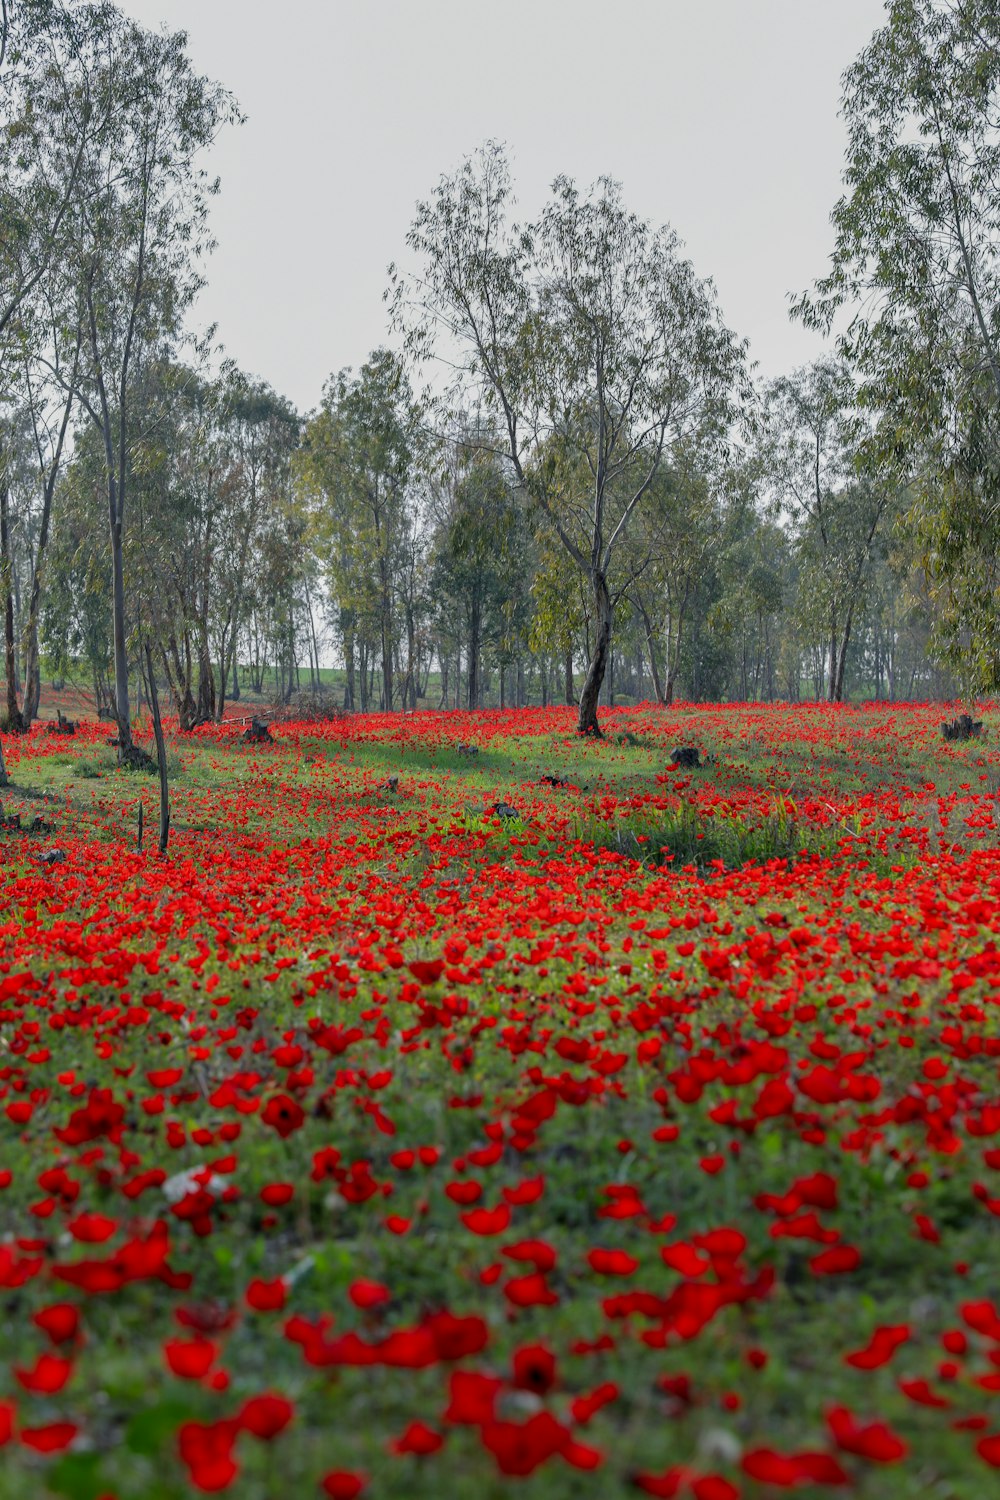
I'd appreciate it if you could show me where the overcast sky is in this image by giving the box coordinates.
[122,0,887,415]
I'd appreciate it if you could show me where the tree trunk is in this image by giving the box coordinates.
[833,605,855,703]
[564,648,574,705]
[577,573,612,736]
[358,639,369,711]
[403,604,416,710]
[0,479,24,733]
[21,360,75,726]
[468,597,481,710]
[378,553,393,711]
[145,644,169,853]
[638,602,665,705]
[343,611,356,710]
[217,618,231,721]
[111,515,132,747]
[196,629,216,722]
[828,609,838,703]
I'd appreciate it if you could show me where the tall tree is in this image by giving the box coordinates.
[298,350,420,712]
[797,0,1000,689]
[765,361,891,701]
[62,11,238,748]
[430,436,527,710]
[392,143,747,734]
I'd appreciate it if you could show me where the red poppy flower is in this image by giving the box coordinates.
[163,1336,218,1379]
[20,1422,78,1453]
[178,1419,239,1491]
[511,1342,557,1394]
[261,1094,305,1138]
[587,1247,638,1276]
[245,1277,287,1312]
[15,1352,73,1394]
[237,1393,294,1440]
[390,1420,445,1455]
[827,1405,907,1463]
[320,1471,367,1499]
[32,1304,80,1345]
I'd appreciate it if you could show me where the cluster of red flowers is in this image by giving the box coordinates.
[0,701,999,1496]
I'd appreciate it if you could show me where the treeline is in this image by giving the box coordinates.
[2,1,996,738]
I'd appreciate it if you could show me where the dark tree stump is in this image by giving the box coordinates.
[941,714,984,742]
[242,717,273,744]
[670,745,701,768]
[49,710,76,736]
[119,743,158,773]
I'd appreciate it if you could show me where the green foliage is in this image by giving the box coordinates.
[797,0,1000,691]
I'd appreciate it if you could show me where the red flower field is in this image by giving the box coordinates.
[1,700,1000,1497]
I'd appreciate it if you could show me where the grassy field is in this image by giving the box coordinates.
[1,700,1000,1498]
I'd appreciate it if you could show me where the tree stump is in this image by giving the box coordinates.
[242,717,273,744]
[119,743,158,773]
[50,709,76,736]
[941,714,984,741]
[670,745,701,768]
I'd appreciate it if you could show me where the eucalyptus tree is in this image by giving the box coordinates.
[214,373,300,714]
[797,0,1000,689]
[126,360,300,724]
[0,1,105,367]
[765,360,893,701]
[627,455,722,705]
[298,350,421,712]
[60,10,239,748]
[429,434,529,710]
[4,309,82,727]
[392,142,748,734]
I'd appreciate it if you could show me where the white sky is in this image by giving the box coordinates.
[122,0,887,416]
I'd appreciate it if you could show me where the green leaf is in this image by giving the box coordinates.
[47,1454,106,1500]
[125,1397,197,1456]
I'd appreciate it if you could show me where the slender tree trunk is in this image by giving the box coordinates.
[196,627,215,722]
[218,631,230,720]
[0,479,23,734]
[403,605,416,709]
[468,597,481,710]
[637,602,665,704]
[358,640,369,711]
[833,605,855,703]
[109,511,132,745]
[577,572,612,736]
[828,608,839,703]
[145,644,169,853]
